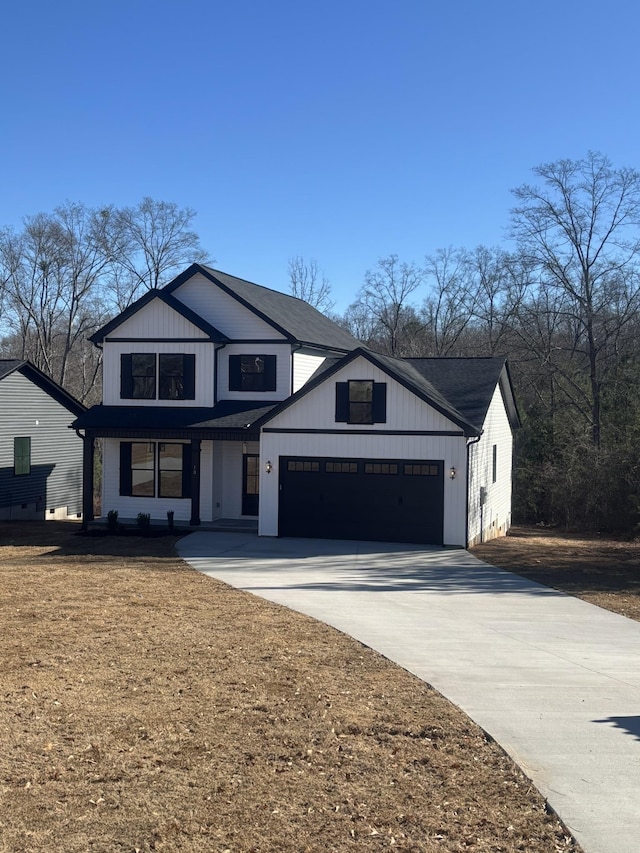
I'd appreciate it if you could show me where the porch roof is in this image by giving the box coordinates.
[73,401,278,435]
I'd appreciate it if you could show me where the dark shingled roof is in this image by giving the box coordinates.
[165,265,361,353]
[0,359,86,416]
[404,357,515,431]
[73,401,278,433]
[256,348,519,435]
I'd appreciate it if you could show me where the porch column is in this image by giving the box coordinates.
[189,438,201,526]
[81,432,95,530]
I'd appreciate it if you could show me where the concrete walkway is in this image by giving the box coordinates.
[176,532,640,853]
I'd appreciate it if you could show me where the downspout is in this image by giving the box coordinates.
[465,433,482,549]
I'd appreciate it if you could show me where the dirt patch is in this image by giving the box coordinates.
[0,522,579,852]
[472,525,640,621]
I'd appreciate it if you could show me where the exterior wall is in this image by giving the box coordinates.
[217,343,292,401]
[467,384,514,546]
[258,357,469,545]
[268,357,460,433]
[102,340,216,406]
[102,438,194,523]
[259,432,467,545]
[292,352,326,392]
[0,372,82,520]
[102,437,259,524]
[106,297,210,340]
[173,273,287,340]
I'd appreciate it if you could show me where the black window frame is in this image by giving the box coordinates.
[121,353,195,400]
[14,436,31,476]
[229,354,277,392]
[492,444,497,483]
[335,380,387,424]
[119,441,191,498]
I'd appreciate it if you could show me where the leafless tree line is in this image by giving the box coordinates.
[0,198,209,403]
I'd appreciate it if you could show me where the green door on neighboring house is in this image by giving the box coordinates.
[242,454,259,516]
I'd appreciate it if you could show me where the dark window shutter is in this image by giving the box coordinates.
[183,354,196,399]
[372,383,387,423]
[264,355,277,391]
[119,442,132,495]
[120,354,133,398]
[182,443,192,498]
[229,356,242,391]
[335,382,348,422]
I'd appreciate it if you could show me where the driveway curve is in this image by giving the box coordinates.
[177,531,640,853]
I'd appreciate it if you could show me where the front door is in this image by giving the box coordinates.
[242,454,259,516]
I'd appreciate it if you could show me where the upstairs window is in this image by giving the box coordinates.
[229,355,277,392]
[14,437,31,476]
[121,354,195,400]
[335,380,387,425]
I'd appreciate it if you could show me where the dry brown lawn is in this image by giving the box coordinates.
[473,525,640,622]
[0,522,580,853]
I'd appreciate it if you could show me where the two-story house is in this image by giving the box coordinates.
[73,264,519,546]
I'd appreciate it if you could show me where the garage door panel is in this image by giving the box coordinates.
[279,457,444,545]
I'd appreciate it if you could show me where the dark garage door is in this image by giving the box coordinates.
[278,456,444,545]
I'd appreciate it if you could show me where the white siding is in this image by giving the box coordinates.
[268,357,462,433]
[102,341,216,406]
[173,273,287,340]
[107,297,210,340]
[258,356,469,545]
[102,438,193,523]
[467,384,513,546]
[292,352,326,392]
[217,343,292,401]
[210,439,259,519]
[259,432,468,546]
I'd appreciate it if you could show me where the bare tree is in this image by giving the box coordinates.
[288,256,334,313]
[110,198,210,308]
[355,255,424,355]
[421,247,476,355]
[511,152,640,446]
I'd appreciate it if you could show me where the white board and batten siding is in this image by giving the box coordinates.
[258,357,469,545]
[173,273,287,340]
[467,384,514,546]
[102,438,260,524]
[107,297,212,341]
[102,340,216,406]
[217,343,293,401]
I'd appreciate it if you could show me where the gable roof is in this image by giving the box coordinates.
[0,360,86,416]
[256,348,520,435]
[89,289,230,344]
[164,264,360,353]
[405,357,521,431]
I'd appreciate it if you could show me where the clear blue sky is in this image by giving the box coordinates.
[1,0,638,311]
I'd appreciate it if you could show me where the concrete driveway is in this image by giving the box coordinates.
[177,531,640,853]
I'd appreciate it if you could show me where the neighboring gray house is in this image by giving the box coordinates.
[0,360,86,521]
[73,264,520,546]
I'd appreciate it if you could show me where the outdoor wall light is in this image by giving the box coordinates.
[449,466,456,480]
[265,460,273,474]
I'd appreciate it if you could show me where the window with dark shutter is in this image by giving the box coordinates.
[335,381,387,424]
[121,354,156,399]
[159,354,196,400]
[120,441,191,498]
[229,355,277,391]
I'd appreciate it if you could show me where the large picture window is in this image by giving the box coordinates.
[121,354,195,400]
[14,437,31,476]
[120,442,191,498]
[229,354,277,392]
[335,380,387,424]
